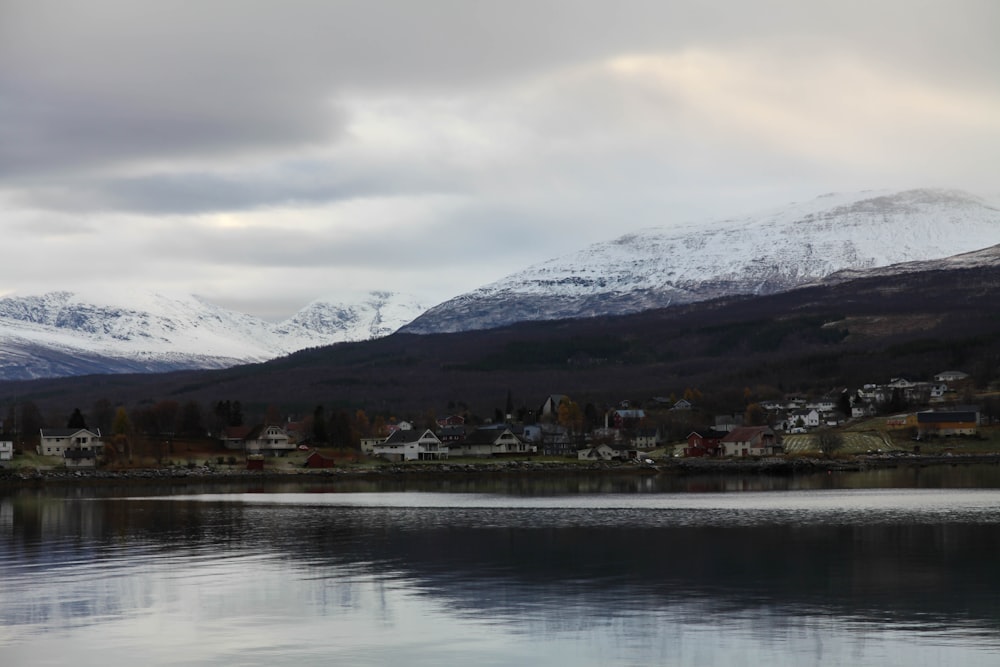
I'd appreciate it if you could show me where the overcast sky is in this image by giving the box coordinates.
[3,1,999,319]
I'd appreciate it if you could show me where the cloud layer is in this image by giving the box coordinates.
[3,0,999,318]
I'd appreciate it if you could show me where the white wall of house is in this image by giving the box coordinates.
[373,437,448,461]
[37,429,102,457]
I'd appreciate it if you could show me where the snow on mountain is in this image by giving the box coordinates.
[402,188,1000,334]
[279,291,427,342]
[0,289,426,380]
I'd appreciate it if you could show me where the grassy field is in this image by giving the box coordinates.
[781,431,896,455]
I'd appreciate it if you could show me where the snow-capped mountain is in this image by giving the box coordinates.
[278,291,426,341]
[0,290,426,380]
[401,188,1000,334]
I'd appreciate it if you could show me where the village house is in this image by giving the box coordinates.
[0,440,12,464]
[539,395,570,418]
[449,427,532,458]
[684,429,727,457]
[304,450,337,468]
[538,423,574,456]
[916,408,980,438]
[385,420,414,433]
[577,443,618,461]
[220,424,294,456]
[720,426,781,457]
[436,414,466,427]
[373,428,447,461]
[436,425,467,444]
[934,370,970,383]
[630,427,660,449]
[359,435,387,455]
[611,408,646,427]
[786,408,821,430]
[38,428,103,468]
[806,398,837,412]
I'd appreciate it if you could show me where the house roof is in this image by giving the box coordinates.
[917,410,978,423]
[721,426,775,443]
[688,429,728,440]
[383,428,440,444]
[40,428,101,438]
[221,425,252,440]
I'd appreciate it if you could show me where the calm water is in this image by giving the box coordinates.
[3,466,1000,666]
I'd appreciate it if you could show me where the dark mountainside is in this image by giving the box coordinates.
[1,262,999,419]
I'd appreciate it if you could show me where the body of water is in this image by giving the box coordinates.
[3,467,1000,666]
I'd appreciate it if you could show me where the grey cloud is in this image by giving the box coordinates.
[0,77,343,182]
[17,163,455,215]
[4,0,997,180]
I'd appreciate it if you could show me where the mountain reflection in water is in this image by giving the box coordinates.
[2,474,1000,666]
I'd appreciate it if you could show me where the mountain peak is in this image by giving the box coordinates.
[402,188,1000,334]
[0,289,427,380]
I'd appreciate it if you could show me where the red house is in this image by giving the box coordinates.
[436,414,466,427]
[305,451,337,469]
[684,429,727,457]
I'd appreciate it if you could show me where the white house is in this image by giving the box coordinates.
[38,428,103,467]
[221,424,294,456]
[38,428,102,457]
[0,440,12,463]
[359,435,387,455]
[373,429,448,461]
[720,426,781,457]
[450,428,533,458]
[577,443,618,461]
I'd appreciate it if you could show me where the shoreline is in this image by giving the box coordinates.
[3,453,999,487]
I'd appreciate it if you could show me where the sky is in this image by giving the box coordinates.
[2,0,999,320]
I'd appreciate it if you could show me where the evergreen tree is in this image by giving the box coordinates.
[67,407,87,429]
[229,400,244,427]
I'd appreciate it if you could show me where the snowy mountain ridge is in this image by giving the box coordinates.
[402,188,1000,333]
[0,290,427,380]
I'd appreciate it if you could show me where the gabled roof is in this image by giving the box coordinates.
[246,424,288,440]
[40,428,101,438]
[383,428,441,444]
[688,429,728,440]
[721,426,775,443]
[917,409,978,423]
[221,425,252,440]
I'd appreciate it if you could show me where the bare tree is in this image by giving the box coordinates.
[815,430,844,458]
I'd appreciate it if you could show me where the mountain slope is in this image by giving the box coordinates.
[5,256,1000,418]
[0,290,426,380]
[402,189,1000,333]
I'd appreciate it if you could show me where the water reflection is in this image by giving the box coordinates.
[3,473,1000,665]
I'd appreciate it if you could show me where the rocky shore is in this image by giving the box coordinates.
[3,453,999,487]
